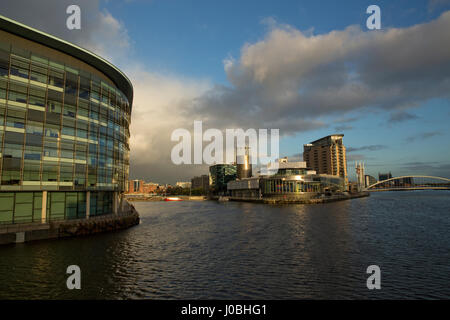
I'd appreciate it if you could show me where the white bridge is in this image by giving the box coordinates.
[366,175,450,192]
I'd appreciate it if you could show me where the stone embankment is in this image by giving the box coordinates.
[0,203,140,245]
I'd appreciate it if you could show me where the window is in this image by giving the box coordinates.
[42,161,58,181]
[23,159,41,180]
[30,63,48,84]
[48,69,64,88]
[0,193,14,223]
[0,49,10,77]
[28,86,46,107]
[10,57,29,79]
[8,82,28,104]
[48,192,65,220]
[63,104,76,118]
[60,163,73,182]
[44,124,60,138]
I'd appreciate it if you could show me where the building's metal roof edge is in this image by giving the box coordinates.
[0,14,133,106]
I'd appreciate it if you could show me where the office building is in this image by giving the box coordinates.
[209,164,237,194]
[364,175,377,188]
[191,174,209,192]
[303,134,347,180]
[378,172,392,181]
[176,181,191,188]
[0,16,132,224]
[236,146,252,179]
[128,180,144,193]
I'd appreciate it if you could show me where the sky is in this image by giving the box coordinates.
[1,0,450,183]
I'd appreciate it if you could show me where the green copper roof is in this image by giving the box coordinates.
[0,14,133,106]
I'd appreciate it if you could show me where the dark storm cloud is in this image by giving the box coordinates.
[347,145,387,152]
[335,125,353,131]
[405,131,442,142]
[346,154,367,161]
[388,111,419,123]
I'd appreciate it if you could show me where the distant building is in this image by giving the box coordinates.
[378,172,392,181]
[236,146,252,179]
[364,175,377,188]
[228,158,346,199]
[303,134,348,180]
[191,175,209,192]
[143,182,159,194]
[176,181,191,188]
[128,180,144,193]
[209,164,237,194]
[355,162,365,191]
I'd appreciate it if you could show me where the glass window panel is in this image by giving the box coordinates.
[27,109,44,122]
[44,124,60,138]
[63,105,76,118]
[47,101,62,114]
[62,126,75,136]
[10,58,29,79]
[42,162,58,181]
[48,70,64,87]
[0,49,9,77]
[23,160,41,180]
[32,192,42,222]
[24,146,42,160]
[60,163,73,182]
[0,193,14,223]
[14,192,33,223]
[4,131,24,144]
[1,158,21,185]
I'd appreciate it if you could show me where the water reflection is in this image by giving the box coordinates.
[0,191,449,299]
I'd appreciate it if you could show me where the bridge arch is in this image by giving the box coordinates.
[366,175,450,191]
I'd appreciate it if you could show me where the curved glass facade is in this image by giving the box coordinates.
[0,25,132,224]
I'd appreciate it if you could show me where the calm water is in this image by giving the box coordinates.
[0,190,449,299]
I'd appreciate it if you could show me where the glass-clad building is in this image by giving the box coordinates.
[0,15,133,224]
[209,164,237,194]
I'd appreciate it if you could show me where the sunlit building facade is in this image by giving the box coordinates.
[0,16,132,224]
[303,134,348,180]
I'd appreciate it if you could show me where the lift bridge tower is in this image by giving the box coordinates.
[355,161,365,192]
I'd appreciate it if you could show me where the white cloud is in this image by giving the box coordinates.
[191,13,450,134]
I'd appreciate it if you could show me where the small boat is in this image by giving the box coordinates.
[164,197,183,201]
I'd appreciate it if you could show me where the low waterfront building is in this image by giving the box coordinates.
[227,177,260,199]
[227,159,346,200]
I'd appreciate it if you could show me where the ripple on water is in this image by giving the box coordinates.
[0,191,449,299]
